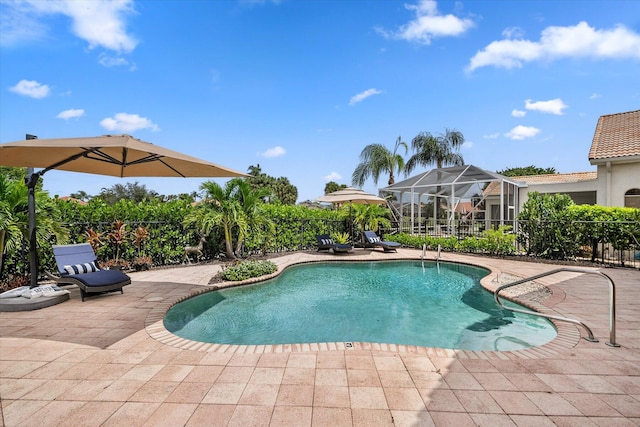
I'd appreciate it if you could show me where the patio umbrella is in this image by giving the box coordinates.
[315,187,387,205]
[0,133,249,287]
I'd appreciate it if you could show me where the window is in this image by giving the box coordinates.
[625,189,640,208]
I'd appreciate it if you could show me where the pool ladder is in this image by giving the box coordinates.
[421,244,441,263]
[494,267,619,347]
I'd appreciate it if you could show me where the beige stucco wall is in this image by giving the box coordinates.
[595,161,640,206]
[516,179,599,210]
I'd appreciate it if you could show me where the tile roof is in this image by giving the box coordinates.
[589,109,640,161]
[483,172,597,196]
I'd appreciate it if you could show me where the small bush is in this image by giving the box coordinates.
[220,260,278,281]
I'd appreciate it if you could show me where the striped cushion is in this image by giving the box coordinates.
[63,262,100,275]
[321,238,334,245]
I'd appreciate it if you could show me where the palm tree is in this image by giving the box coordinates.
[405,129,465,222]
[231,179,274,255]
[184,180,246,259]
[405,128,465,173]
[352,136,408,187]
[184,178,272,260]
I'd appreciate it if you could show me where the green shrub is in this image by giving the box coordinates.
[481,226,516,255]
[517,192,578,259]
[220,260,278,281]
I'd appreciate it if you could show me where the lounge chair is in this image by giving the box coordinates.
[363,231,401,253]
[47,243,131,301]
[315,234,352,254]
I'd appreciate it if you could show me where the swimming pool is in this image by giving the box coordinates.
[164,261,557,351]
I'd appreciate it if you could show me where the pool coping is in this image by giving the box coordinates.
[144,253,581,359]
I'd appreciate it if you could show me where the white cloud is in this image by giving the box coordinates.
[9,80,50,98]
[589,93,601,100]
[467,21,640,71]
[525,98,567,115]
[511,109,526,117]
[483,132,500,139]
[502,26,524,39]
[100,113,159,133]
[349,88,382,106]
[1,0,138,53]
[324,172,342,181]
[259,146,286,158]
[57,109,85,120]
[462,141,473,149]
[98,54,131,68]
[377,0,474,44]
[505,125,540,140]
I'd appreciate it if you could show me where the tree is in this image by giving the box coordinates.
[246,164,298,205]
[231,179,274,255]
[183,178,272,259]
[405,129,465,220]
[497,166,557,177]
[69,190,91,202]
[96,182,159,204]
[272,177,298,205]
[405,128,465,173]
[324,181,347,195]
[352,136,408,187]
[185,180,245,259]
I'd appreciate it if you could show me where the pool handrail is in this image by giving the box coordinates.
[494,267,619,347]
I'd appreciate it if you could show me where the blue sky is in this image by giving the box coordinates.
[1,0,639,203]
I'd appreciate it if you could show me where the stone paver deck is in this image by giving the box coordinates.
[1,248,638,426]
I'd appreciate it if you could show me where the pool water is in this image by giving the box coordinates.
[164,261,557,351]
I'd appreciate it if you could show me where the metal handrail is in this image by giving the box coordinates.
[494,267,619,347]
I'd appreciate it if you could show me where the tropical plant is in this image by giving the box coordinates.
[193,183,241,259]
[352,136,408,187]
[0,170,68,279]
[231,179,274,255]
[184,179,247,259]
[132,225,150,257]
[331,231,351,245]
[107,220,128,264]
[348,204,392,242]
[405,128,465,173]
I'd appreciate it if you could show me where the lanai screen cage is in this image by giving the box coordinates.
[380,165,524,236]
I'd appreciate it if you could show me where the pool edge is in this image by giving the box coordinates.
[144,251,580,358]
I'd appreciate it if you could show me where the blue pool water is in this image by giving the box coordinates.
[164,261,557,351]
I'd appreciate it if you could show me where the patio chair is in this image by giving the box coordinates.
[315,234,352,254]
[47,243,131,301]
[363,231,401,253]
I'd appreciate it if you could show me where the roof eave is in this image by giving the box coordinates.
[589,154,640,165]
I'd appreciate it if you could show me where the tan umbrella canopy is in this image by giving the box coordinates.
[0,133,248,287]
[315,187,387,205]
[0,134,247,178]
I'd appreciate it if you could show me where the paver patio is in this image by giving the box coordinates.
[1,249,638,426]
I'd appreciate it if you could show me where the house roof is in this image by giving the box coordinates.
[589,109,640,162]
[483,172,598,196]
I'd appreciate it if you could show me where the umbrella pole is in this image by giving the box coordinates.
[26,168,40,288]
[24,134,40,288]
